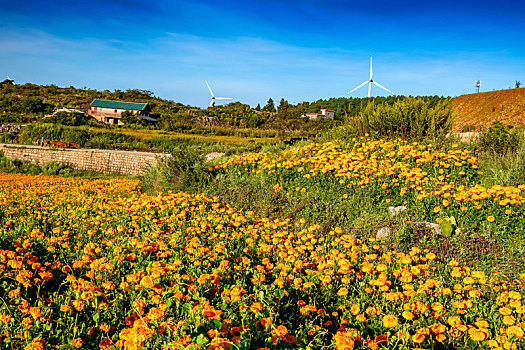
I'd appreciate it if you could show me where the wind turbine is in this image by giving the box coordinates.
[347,53,394,98]
[205,81,233,107]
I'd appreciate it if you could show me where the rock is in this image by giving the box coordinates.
[205,152,225,162]
[388,205,407,216]
[376,227,391,241]
[414,221,441,235]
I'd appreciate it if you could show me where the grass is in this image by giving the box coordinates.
[114,127,280,145]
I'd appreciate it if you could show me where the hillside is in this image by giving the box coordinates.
[452,87,525,131]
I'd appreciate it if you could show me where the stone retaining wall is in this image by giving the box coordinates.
[0,144,170,175]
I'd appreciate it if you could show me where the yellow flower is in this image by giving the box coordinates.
[412,333,425,343]
[337,288,348,297]
[350,304,360,316]
[468,327,487,341]
[503,315,516,325]
[356,314,367,322]
[382,314,399,328]
[402,310,414,320]
[507,325,524,338]
[487,215,495,222]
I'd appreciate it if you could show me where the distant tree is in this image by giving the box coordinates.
[255,103,261,111]
[263,98,276,113]
[120,110,140,125]
[277,98,290,115]
[517,81,522,88]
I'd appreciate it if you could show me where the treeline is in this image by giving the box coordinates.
[0,80,449,135]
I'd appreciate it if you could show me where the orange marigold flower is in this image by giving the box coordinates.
[337,288,349,297]
[507,326,524,338]
[503,315,516,325]
[468,327,487,341]
[333,330,355,350]
[72,300,84,312]
[25,337,44,350]
[250,302,263,313]
[499,307,512,316]
[356,314,367,323]
[382,314,398,328]
[272,325,288,339]
[140,275,155,289]
[402,310,414,320]
[436,333,446,342]
[350,304,360,316]
[412,333,425,343]
[99,338,113,349]
[70,337,83,348]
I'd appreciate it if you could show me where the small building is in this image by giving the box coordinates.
[303,109,335,120]
[88,99,151,125]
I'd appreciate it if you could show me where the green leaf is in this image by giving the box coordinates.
[211,319,222,329]
[275,289,284,299]
[183,302,192,312]
[196,334,208,347]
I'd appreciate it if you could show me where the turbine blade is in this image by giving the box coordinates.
[369,53,373,80]
[347,81,368,94]
[373,81,394,95]
[205,80,214,97]
[215,97,233,100]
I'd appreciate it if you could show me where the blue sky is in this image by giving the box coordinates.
[1,0,524,108]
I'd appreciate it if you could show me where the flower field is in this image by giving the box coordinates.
[214,138,525,234]
[1,138,525,349]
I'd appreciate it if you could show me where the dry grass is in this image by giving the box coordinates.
[452,87,525,132]
[87,127,280,144]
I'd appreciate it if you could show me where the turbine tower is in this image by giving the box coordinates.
[206,81,233,107]
[347,53,394,98]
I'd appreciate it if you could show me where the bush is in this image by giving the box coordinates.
[353,97,453,139]
[141,146,212,194]
[478,121,522,155]
[43,111,90,126]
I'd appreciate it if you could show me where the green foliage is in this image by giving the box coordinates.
[0,152,107,177]
[43,111,91,126]
[353,97,453,139]
[461,123,477,132]
[440,216,457,237]
[18,124,90,145]
[478,121,522,155]
[120,110,147,127]
[262,98,276,113]
[141,146,212,194]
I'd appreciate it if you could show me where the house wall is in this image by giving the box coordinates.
[88,107,148,125]
[0,144,170,175]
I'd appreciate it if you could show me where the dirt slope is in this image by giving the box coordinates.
[452,88,525,132]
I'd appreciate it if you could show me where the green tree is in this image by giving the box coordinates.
[120,110,140,125]
[277,98,289,116]
[263,98,276,113]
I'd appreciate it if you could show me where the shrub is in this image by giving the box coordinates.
[478,121,522,155]
[43,111,90,126]
[354,97,453,139]
[141,146,212,194]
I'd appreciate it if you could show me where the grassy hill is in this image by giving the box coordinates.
[452,87,525,131]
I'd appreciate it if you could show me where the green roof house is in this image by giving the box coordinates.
[88,99,153,125]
